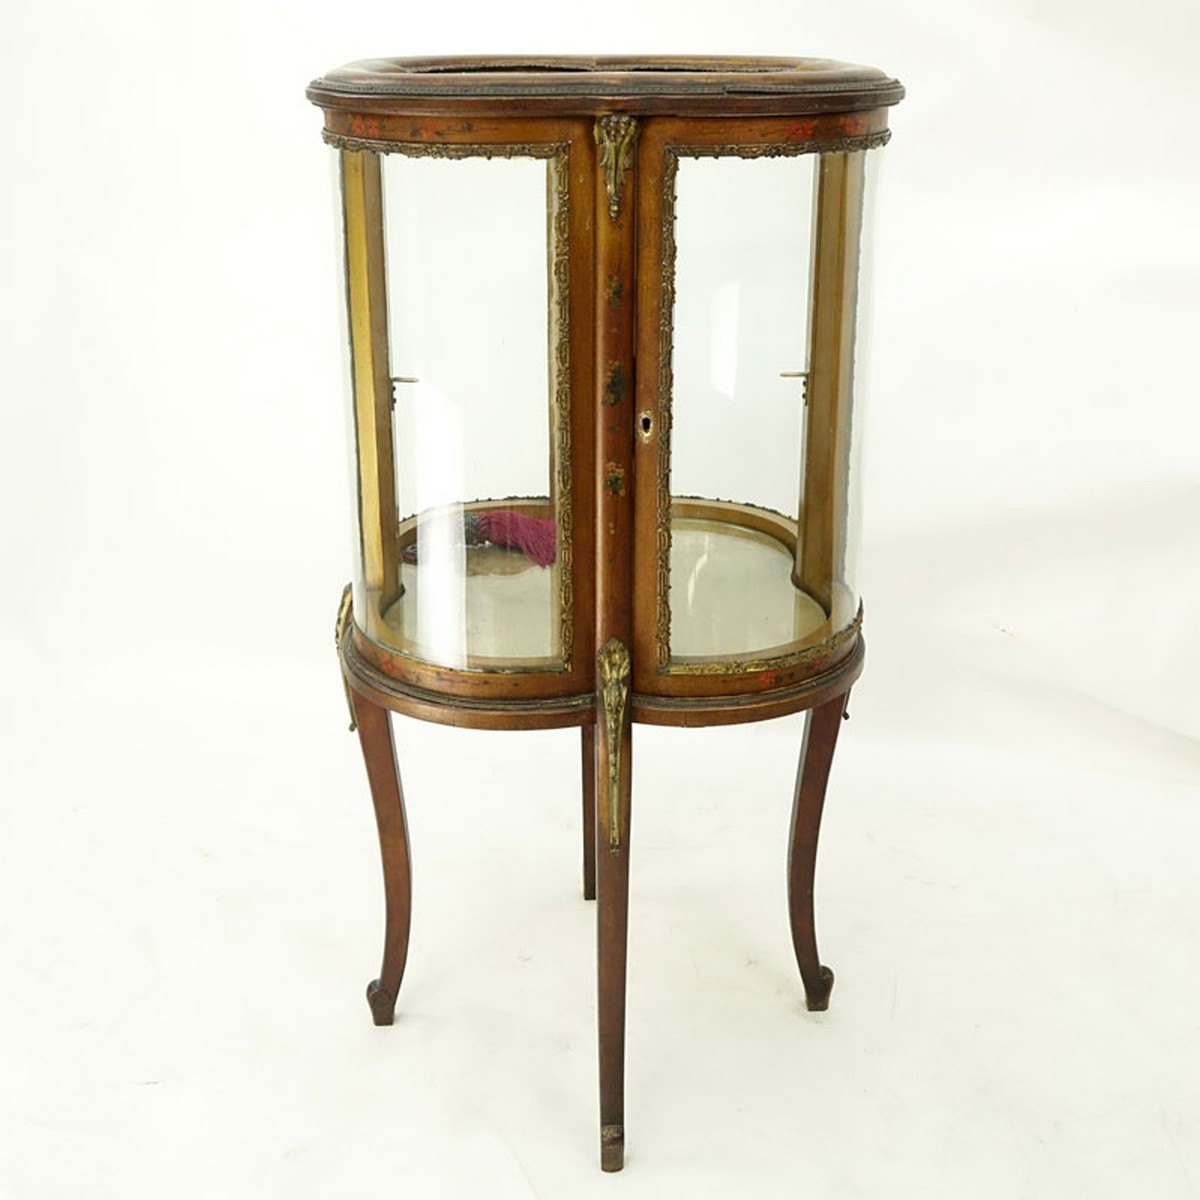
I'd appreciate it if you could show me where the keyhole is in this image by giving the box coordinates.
[638,412,653,442]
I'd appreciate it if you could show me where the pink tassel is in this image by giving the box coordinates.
[476,510,557,566]
[402,508,557,566]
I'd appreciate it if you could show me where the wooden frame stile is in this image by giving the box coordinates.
[797,150,865,618]
[340,149,402,622]
[630,117,671,704]
[592,111,638,1173]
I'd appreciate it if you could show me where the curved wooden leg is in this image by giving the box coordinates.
[596,641,632,1171]
[581,725,597,901]
[349,685,412,1027]
[788,690,849,1013]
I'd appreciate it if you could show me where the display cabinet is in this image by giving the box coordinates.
[308,55,903,1171]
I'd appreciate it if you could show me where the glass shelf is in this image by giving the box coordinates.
[379,556,556,665]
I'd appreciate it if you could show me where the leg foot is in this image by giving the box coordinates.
[350,685,412,1026]
[600,1123,625,1172]
[788,691,848,1012]
[805,965,835,1012]
[366,979,396,1026]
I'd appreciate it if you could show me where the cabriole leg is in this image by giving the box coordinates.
[349,684,412,1027]
[787,690,849,1012]
[596,773,631,1171]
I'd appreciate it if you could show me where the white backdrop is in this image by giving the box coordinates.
[2,2,1198,1197]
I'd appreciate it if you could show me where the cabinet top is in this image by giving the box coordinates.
[307,56,904,117]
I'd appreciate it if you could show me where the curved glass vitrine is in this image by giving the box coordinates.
[310,56,903,1173]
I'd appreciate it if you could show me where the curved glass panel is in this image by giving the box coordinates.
[665,148,875,668]
[670,154,813,518]
[339,147,570,671]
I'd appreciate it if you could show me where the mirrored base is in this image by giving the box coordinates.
[358,499,854,672]
[378,550,558,665]
[669,515,828,659]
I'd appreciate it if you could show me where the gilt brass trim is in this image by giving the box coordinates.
[671,603,862,675]
[594,116,639,220]
[336,582,355,649]
[654,149,680,668]
[548,146,575,668]
[677,130,890,160]
[597,639,631,852]
[336,583,358,731]
[324,129,563,159]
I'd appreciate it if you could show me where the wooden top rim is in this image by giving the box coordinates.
[307,55,904,110]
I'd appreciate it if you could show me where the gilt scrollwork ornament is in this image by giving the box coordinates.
[547,147,576,668]
[322,130,563,160]
[597,638,632,851]
[654,150,680,667]
[676,130,891,160]
[594,116,639,220]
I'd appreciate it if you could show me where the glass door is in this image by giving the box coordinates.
[633,117,886,692]
[339,136,583,679]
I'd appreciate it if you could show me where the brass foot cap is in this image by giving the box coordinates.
[600,1124,624,1172]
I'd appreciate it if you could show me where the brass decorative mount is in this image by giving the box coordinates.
[594,115,639,220]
